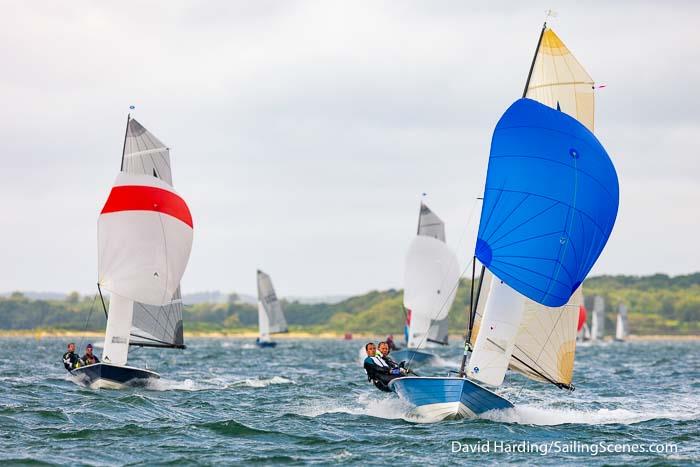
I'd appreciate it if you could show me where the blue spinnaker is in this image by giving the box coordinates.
[475,98,619,307]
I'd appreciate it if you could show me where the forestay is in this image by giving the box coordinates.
[525,27,595,132]
[257,270,288,337]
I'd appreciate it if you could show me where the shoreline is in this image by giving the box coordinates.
[0,330,698,341]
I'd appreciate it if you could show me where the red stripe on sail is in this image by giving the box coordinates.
[101,185,193,228]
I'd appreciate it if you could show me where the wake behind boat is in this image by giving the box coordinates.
[69,114,193,389]
[391,23,619,420]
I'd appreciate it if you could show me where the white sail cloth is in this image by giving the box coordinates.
[98,172,193,307]
[257,270,288,339]
[403,235,460,348]
[470,270,581,387]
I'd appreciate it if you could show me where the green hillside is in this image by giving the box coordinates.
[1,273,699,336]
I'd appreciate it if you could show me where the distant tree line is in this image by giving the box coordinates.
[1,273,698,336]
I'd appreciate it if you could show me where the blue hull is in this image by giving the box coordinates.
[389,376,513,420]
[390,349,439,367]
[256,341,277,348]
[70,363,159,389]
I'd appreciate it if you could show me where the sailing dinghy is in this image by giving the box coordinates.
[390,24,619,420]
[256,270,288,348]
[392,203,460,367]
[71,115,193,389]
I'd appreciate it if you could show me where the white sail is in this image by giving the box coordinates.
[103,293,135,365]
[98,173,193,307]
[122,118,173,185]
[525,27,595,131]
[417,202,446,242]
[590,295,605,340]
[467,277,525,387]
[470,271,579,386]
[615,304,629,340]
[404,235,460,348]
[257,270,288,339]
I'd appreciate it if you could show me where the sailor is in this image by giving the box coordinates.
[62,342,80,371]
[377,341,402,368]
[81,343,100,366]
[363,342,404,392]
[386,335,398,351]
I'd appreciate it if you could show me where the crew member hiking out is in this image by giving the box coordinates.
[363,342,406,392]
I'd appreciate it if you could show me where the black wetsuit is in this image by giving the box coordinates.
[364,356,401,392]
[62,351,80,371]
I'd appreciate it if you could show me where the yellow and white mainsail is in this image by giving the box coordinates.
[524,26,595,132]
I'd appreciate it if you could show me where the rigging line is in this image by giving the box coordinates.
[78,293,99,353]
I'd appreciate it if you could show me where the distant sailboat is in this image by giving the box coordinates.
[392,203,460,367]
[256,270,288,348]
[390,24,619,420]
[578,304,591,342]
[615,304,629,341]
[71,115,193,389]
[591,295,606,341]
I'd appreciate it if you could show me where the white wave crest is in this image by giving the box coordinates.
[229,376,294,388]
[482,404,700,426]
[298,392,412,420]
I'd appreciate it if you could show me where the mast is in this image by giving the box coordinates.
[120,113,130,171]
[522,22,547,99]
[459,258,477,376]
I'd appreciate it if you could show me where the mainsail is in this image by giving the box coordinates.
[467,98,618,387]
[122,117,174,184]
[525,26,595,132]
[257,270,288,340]
[404,203,460,347]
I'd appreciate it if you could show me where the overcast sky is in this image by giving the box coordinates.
[1,1,698,297]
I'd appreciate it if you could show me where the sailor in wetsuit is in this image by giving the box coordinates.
[363,342,406,392]
[62,342,80,371]
[80,343,100,366]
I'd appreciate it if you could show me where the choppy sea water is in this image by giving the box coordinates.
[0,337,697,465]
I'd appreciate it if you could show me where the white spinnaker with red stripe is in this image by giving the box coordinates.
[98,172,193,364]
